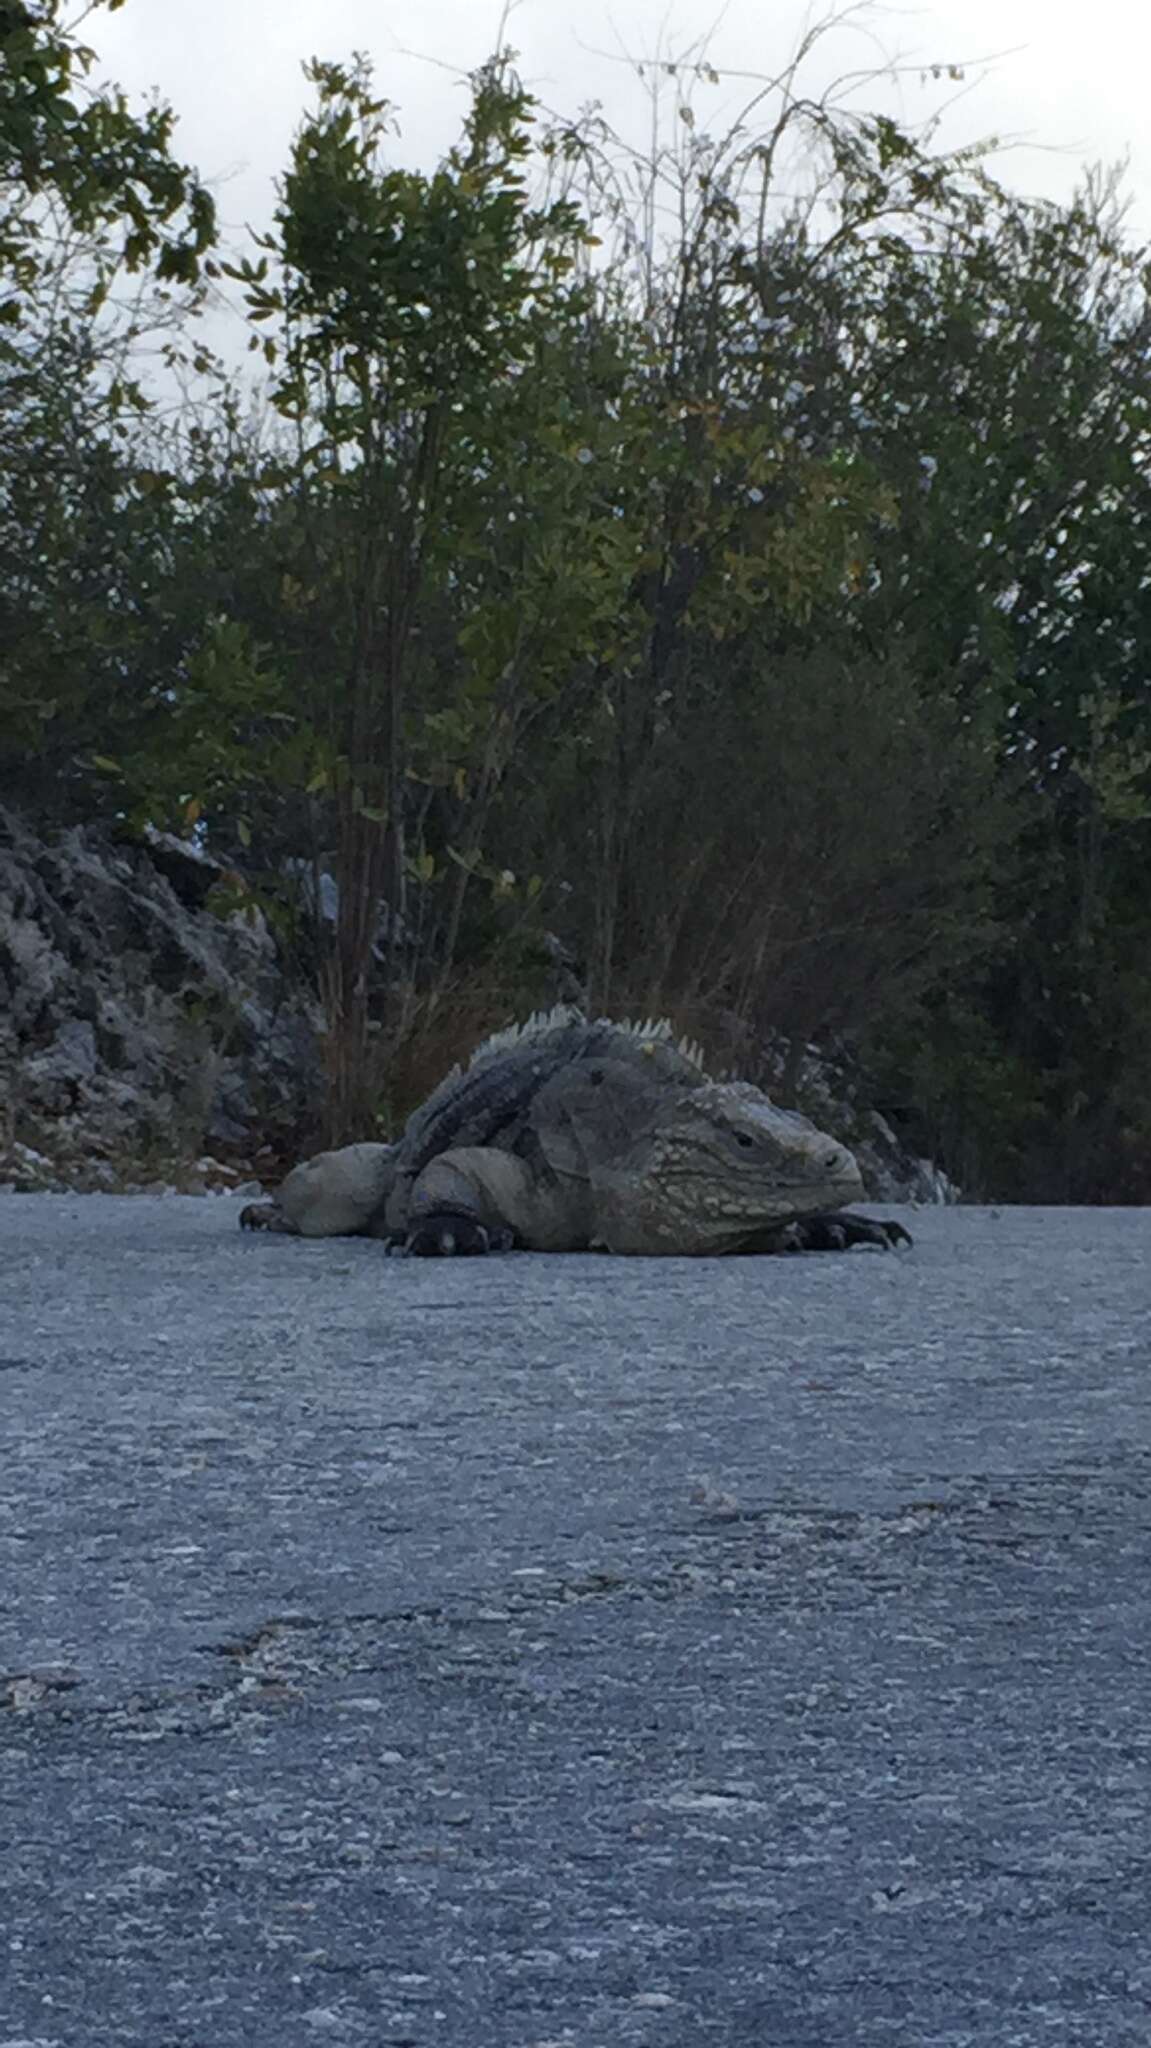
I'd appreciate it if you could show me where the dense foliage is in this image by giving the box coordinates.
[3,4,1150,1192]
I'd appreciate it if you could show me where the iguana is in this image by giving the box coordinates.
[240,1010,911,1256]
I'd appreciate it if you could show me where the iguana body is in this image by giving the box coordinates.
[241,1011,910,1256]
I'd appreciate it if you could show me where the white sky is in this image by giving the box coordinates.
[87,0,1151,356]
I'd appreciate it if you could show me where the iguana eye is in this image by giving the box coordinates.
[734,1131,755,1149]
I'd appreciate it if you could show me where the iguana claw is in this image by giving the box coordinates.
[403,1209,515,1257]
[790,1211,913,1252]
[240,1200,284,1231]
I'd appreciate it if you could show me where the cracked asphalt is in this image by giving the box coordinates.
[2,1195,1150,2047]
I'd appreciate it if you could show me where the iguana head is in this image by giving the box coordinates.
[598,1080,864,1255]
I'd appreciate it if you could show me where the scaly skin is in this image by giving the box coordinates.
[240,1011,912,1257]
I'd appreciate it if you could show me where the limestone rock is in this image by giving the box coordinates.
[0,809,321,1185]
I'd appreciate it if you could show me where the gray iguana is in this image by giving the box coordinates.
[240,1010,911,1256]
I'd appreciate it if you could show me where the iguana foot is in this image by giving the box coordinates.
[239,1201,294,1233]
[402,1208,515,1257]
[791,1210,912,1252]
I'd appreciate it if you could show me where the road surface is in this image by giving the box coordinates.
[3,1196,1150,2046]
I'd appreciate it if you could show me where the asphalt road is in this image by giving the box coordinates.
[2,1196,1150,2047]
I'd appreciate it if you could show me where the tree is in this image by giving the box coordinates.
[1,0,214,332]
[831,175,1151,1193]
[0,0,223,817]
[229,52,612,1139]
[488,41,1006,1037]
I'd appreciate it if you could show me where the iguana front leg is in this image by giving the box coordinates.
[739,1211,913,1253]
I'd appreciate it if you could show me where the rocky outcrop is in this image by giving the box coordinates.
[0,810,321,1189]
[764,1041,958,1205]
